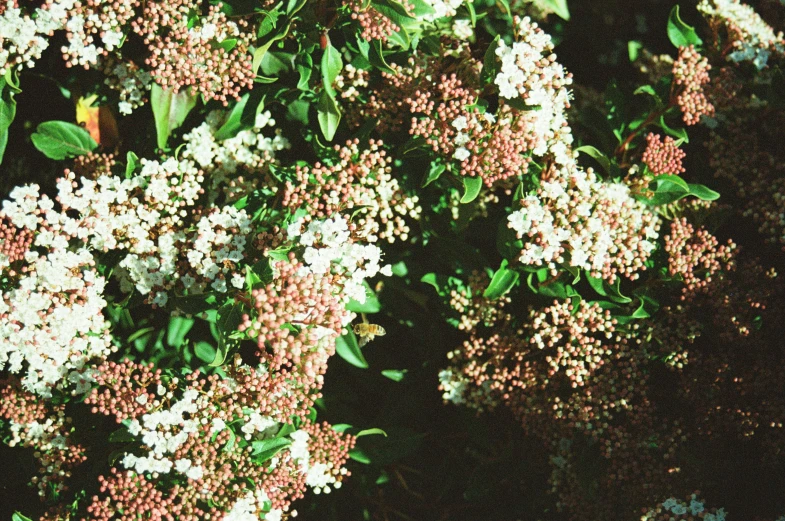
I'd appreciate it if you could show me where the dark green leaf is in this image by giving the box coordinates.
[381,369,408,382]
[483,259,520,300]
[321,44,343,95]
[667,5,703,49]
[335,330,369,369]
[251,437,291,463]
[151,84,198,150]
[317,89,341,141]
[460,176,483,204]
[30,121,98,160]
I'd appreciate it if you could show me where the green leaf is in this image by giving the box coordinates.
[166,316,195,348]
[687,183,720,201]
[628,40,643,62]
[251,437,291,463]
[30,121,97,160]
[460,176,483,204]
[356,428,387,438]
[667,5,703,49]
[151,83,198,150]
[369,39,394,73]
[423,161,446,187]
[212,302,243,367]
[0,71,20,165]
[349,448,371,464]
[381,369,408,382]
[125,151,139,179]
[108,427,136,443]
[481,35,501,85]
[214,94,250,141]
[586,273,632,303]
[483,259,520,300]
[644,175,691,206]
[659,114,689,142]
[575,145,611,175]
[335,330,369,369]
[171,293,218,315]
[13,512,34,521]
[321,44,343,95]
[541,0,570,20]
[194,341,217,364]
[317,89,341,141]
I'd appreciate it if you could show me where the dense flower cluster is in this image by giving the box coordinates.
[132,0,254,103]
[641,133,686,176]
[673,45,715,125]
[282,139,421,243]
[699,0,785,68]
[507,164,660,282]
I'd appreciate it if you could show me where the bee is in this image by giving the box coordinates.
[353,314,386,348]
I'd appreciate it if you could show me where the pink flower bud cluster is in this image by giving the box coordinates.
[282,139,421,243]
[408,76,538,187]
[665,217,736,300]
[239,258,347,385]
[82,363,356,521]
[706,113,785,247]
[673,45,716,126]
[132,0,255,104]
[642,133,686,176]
[507,165,660,283]
[347,0,413,42]
[0,214,33,269]
[84,360,165,421]
[0,377,87,499]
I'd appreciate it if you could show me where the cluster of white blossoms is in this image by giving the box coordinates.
[0,243,112,396]
[0,0,76,74]
[420,0,466,21]
[494,16,574,164]
[699,0,785,69]
[0,182,117,396]
[123,389,206,477]
[287,216,392,304]
[182,109,291,201]
[507,165,660,282]
[642,494,726,521]
[289,430,346,495]
[104,61,153,115]
[223,489,282,521]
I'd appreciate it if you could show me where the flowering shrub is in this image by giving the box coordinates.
[1,0,785,520]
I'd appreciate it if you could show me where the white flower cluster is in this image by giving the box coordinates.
[287,216,392,304]
[507,166,659,281]
[123,389,206,478]
[105,62,153,115]
[699,0,785,69]
[0,213,111,396]
[494,17,574,163]
[223,489,282,521]
[0,0,76,74]
[289,430,345,494]
[438,368,468,405]
[659,496,724,520]
[420,0,466,21]
[182,109,291,200]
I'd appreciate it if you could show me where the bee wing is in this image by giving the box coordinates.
[357,335,371,348]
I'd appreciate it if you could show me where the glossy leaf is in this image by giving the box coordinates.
[31,120,97,160]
